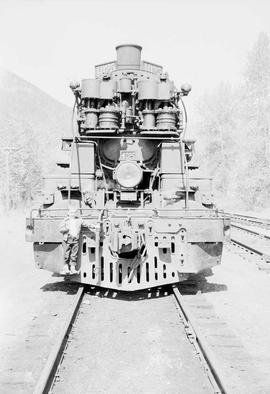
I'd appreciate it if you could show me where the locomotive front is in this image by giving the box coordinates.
[26,44,230,291]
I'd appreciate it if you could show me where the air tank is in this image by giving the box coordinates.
[158,80,173,100]
[100,80,117,99]
[138,80,158,100]
[116,44,142,70]
[118,77,132,92]
[81,79,100,98]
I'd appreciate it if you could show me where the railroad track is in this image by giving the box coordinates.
[227,212,270,230]
[230,223,270,267]
[231,224,270,241]
[33,286,85,394]
[33,283,264,394]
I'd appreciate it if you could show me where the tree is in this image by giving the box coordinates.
[0,127,43,209]
[235,32,270,209]
[195,32,270,210]
[194,82,238,206]
[244,32,270,97]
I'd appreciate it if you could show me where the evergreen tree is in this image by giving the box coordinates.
[195,32,270,210]
[195,82,237,205]
[236,32,270,209]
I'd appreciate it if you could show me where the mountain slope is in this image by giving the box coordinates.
[0,69,72,207]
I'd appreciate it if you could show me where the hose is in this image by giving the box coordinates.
[68,100,77,205]
[179,96,188,139]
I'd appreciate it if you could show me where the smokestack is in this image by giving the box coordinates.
[115,44,142,70]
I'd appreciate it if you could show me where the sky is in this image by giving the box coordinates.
[0,0,269,112]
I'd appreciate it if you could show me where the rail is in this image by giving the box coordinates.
[230,222,270,264]
[33,286,84,394]
[227,212,270,229]
[33,284,261,393]
[231,238,264,257]
[231,223,270,240]
[173,286,228,394]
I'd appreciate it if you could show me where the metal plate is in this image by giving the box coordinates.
[120,151,136,161]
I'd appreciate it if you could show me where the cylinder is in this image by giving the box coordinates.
[99,109,119,129]
[85,110,98,128]
[156,110,176,130]
[118,77,132,92]
[81,79,100,98]
[100,80,117,99]
[158,81,173,100]
[116,44,142,70]
[138,80,158,100]
[141,110,155,129]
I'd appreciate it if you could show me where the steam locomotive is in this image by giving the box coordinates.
[26,44,230,291]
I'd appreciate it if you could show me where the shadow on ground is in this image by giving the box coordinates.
[83,284,173,301]
[40,270,227,299]
[41,281,80,294]
[179,272,228,295]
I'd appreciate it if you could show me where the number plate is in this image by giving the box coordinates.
[120,151,136,161]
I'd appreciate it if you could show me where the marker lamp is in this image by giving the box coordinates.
[115,161,143,188]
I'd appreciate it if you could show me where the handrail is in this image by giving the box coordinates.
[28,207,224,222]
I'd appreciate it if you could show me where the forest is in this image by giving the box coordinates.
[0,32,269,213]
[194,32,270,211]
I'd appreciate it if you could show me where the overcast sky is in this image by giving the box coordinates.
[0,0,269,110]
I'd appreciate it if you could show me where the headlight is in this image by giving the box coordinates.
[115,161,143,188]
